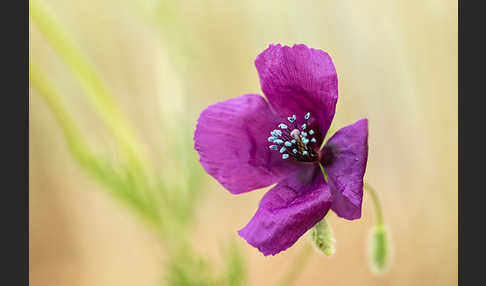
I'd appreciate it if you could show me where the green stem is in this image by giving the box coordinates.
[319,163,329,183]
[320,161,384,225]
[364,182,384,225]
[278,244,313,286]
[29,0,164,214]
[30,60,163,228]
[29,0,148,166]
[30,60,87,154]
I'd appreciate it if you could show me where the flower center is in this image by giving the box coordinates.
[267,112,319,162]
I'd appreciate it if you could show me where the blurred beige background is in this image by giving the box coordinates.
[30,0,457,285]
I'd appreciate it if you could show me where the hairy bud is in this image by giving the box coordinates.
[368,224,391,274]
[309,218,335,256]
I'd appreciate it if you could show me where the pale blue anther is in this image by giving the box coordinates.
[309,130,314,135]
[311,138,317,143]
[302,138,309,145]
[292,149,298,154]
[279,123,288,129]
[268,136,276,142]
[302,151,308,156]
[301,131,308,137]
[288,115,296,123]
[284,141,292,147]
[280,146,286,153]
[305,112,311,120]
[274,139,284,144]
[282,154,290,159]
[291,139,296,144]
[269,145,278,150]
[273,129,283,136]
[301,123,307,130]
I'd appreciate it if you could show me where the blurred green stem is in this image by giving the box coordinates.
[279,244,313,286]
[364,182,383,225]
[30,2,245,283]
[29,0,148,166]
[29,60,163,227]
[29,0,165,220]
[30,60,86,154]
[364,183,390,273]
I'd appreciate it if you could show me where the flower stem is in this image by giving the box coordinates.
[364,182,383,225]
[319,163,329,183]
[278,243,313,286]
[364,182,391,273]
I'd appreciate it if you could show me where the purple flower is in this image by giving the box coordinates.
[194,44,368,256]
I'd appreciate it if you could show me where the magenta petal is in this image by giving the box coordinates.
[321,119,368,220]
[255,44,338,144]
[238,165,332,256]
[194,94,301,194]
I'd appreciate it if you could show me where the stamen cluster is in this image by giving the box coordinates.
[267,112,319,161]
